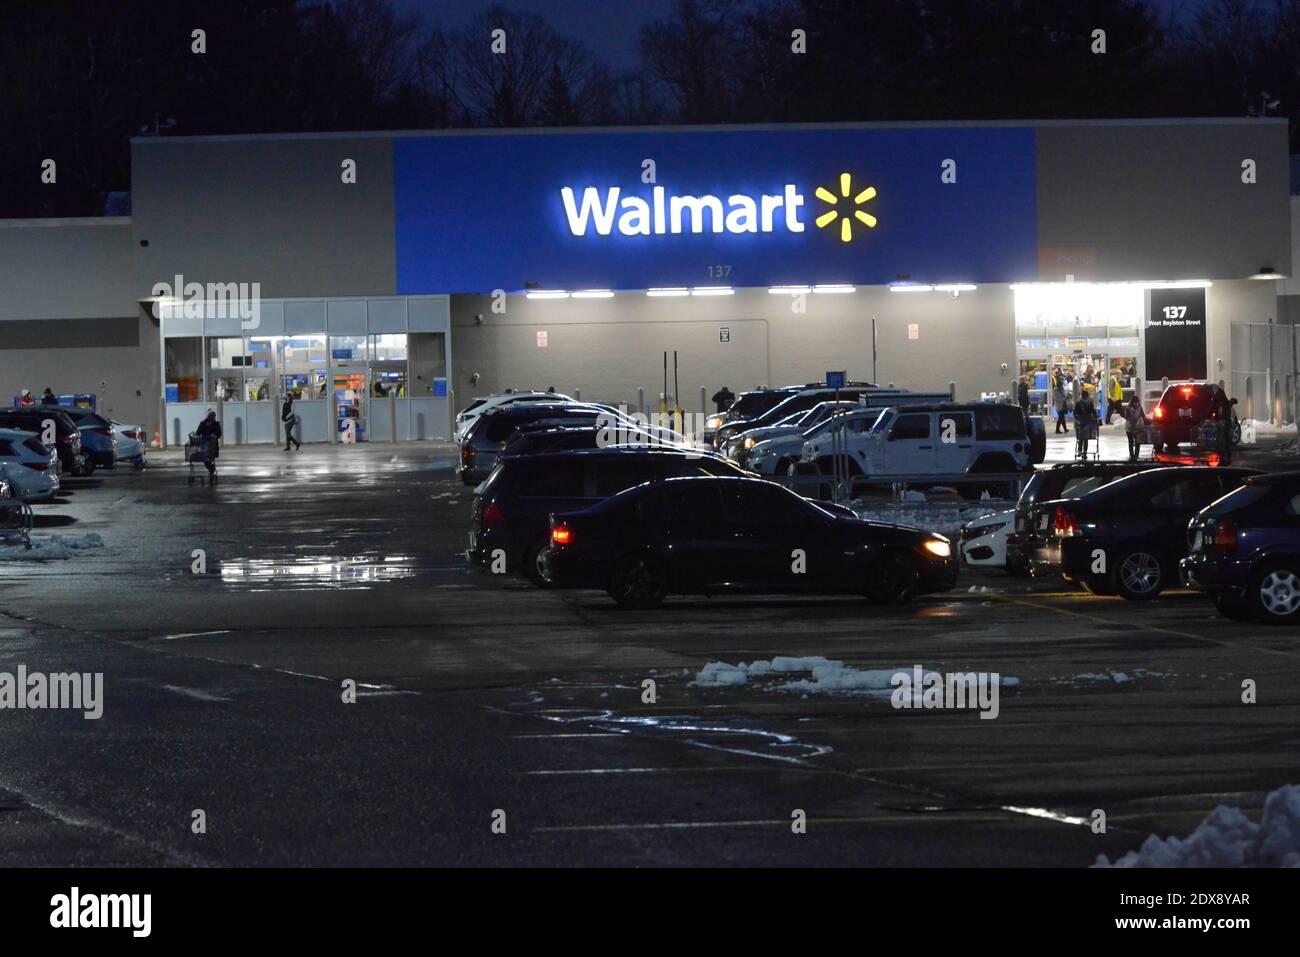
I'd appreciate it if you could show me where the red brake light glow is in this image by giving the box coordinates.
[1213,519,1238,555]
[1180,386,1194,397]
[481,502,505,526]
[551,525,572,545]
[1053,507,1078,538]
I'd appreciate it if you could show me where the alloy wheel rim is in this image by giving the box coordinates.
[1259,571,1300,617]
[1120,552,1160,594]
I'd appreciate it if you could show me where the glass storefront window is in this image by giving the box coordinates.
[408,332,447,396]
[370,334,408,397]
[246,338,277,401]
[279,334,328,400]
[207,337,246,402]
[164,336,203,403]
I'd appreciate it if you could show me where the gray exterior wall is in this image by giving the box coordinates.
[451,286,1017,408]
[1036,121,1291,282]
[130,136,397,299]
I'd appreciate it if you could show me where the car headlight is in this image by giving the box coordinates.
[923,539,952,558]
[744,437,756,449]
[706,415,723,430]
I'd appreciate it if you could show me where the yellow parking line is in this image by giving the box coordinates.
[988,593,1300,661]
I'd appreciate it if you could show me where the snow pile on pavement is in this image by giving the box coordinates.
[1095,785,1300,868]
[694,656,1019,698]
[0,532,104,561]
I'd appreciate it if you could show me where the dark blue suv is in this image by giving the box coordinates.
[1181,472,1300,624]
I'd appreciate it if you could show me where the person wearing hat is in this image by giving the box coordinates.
[18,389,35,407]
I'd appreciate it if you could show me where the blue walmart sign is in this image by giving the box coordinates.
[394,126,1038,293]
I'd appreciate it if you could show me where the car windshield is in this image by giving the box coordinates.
[775,408,812,427]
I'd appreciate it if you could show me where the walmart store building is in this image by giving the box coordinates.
[0,118,1296,443]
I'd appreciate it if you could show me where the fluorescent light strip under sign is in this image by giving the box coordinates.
[768,286,812,295]
[690,287,734,296]
[572,289,615,298]
[933,284,977,292]
[812,284,855,294]
[646,288,690,297]
[525,290,570,299]
[888,284,933,293]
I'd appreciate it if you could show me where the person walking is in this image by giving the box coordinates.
[195,409,222,479]
[281,394,301,451]
[1107,368,1124,422]
[1074,388,1097,459]
[711,385,735,413]
[1122,395,1147,462]
[1017,377,1031,416]
[1051,371,1068,434]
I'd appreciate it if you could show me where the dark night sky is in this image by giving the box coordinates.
[398,0,680,68]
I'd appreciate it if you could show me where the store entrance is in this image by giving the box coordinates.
[1022,353,1138,422]
[333,371,366,442]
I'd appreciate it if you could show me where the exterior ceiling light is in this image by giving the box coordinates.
[888,284,933,293]
[690,287,734,296]
[768,286,812,294]
[646,288,690,297]
[1249,268,1283,280]
[572,289,615,298]
[933,284,977,292]
[524,290,570,299]
[812,284,856,294]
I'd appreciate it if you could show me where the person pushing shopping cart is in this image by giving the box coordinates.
[186,410,223,484]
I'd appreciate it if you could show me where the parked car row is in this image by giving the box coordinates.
[0,404,147,505]
[958,456,1300,624]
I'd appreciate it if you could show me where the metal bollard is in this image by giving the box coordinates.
[700,386,706,414]
[389,389,398,444]
[637,387,645,416]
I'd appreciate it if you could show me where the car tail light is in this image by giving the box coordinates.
[551,525,572,545]
[461,446,476,463]
[56,433,73,443]
[482,502,505,526]
[1152,405,1164,419]
[1053,507,1078,538]
[1180,386,1194,397]
[1213,519,1238,556]
[23,462,48,471]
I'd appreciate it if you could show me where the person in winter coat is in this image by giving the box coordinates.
[1051,372,1068,434]
[282,395,301,451]
[711,386,736,413]
[194,410,222,477]
[1122,395,1148,462]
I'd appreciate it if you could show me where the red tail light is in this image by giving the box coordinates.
[1213,519,1238,555]
[1152,406,1164,419]
[1179,386,1194,397]
[551,525,572,545]
[461,446,476,463]
[56,433,73,443]
[23,462,47,471]
[1053,507,1078,538]
[482,502,505,526]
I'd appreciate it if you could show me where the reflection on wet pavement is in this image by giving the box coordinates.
[219,554,418,590]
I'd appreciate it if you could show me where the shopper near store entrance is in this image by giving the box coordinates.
[1074,388,1097,458]
[282,394,301,451]
[1122,395,1147,462]
[1210,385,1236,464]
[41,387,57,405]
[1107,368,1124,420]
[1051,373,1068,434]
[18,389,35,407]
[195,410,222,478]
[711,386,735,413]
[1017,377,1030,416]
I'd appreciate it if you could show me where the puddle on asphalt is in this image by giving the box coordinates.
[219,554,417,590]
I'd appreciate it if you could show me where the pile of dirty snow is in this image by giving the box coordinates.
[1095,784,1300,868]
[694,655,1018,698]
[0,532,104,561]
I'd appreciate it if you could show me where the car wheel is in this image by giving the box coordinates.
[1112,546,1166,601]
[1248,562,1300,625]
[784,461,798,477]
[1214,593,1255,622]
[606,553,669,609]
[866,555,919,606]
[523,537,554,588]
[1081,578,1114,596]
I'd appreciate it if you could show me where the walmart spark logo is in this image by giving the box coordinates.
[815,173,877,243]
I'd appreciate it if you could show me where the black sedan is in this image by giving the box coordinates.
[1029,466,1259,600]
[542,476,957,608]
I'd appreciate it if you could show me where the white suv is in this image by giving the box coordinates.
[751,406,881,475]
[800,403,1031,478]
[455,391,574,443]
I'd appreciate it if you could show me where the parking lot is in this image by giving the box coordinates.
[2,442,1298,867]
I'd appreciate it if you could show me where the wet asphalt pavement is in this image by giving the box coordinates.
[2,443,1299,867]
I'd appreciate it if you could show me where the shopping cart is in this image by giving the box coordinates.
[185,433,217,485]
[1074,419,1099,461]
[0,494,33,550]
